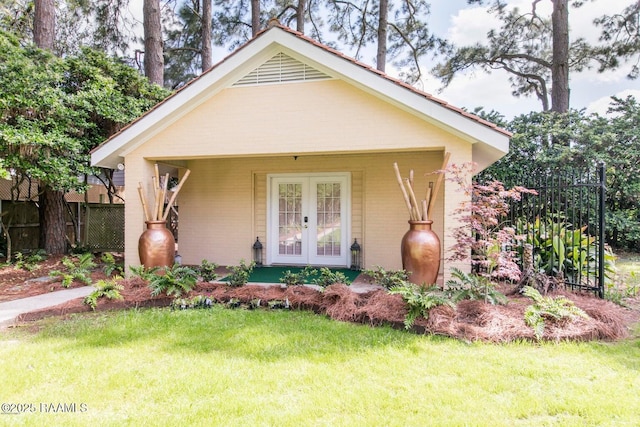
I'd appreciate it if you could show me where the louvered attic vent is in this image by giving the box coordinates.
[233,52,331,86]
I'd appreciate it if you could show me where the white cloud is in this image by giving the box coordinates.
[586,89,640,115]
[433,0,639,117]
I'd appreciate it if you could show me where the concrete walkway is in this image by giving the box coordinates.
[0,287,94,328]
[0,280,383,329]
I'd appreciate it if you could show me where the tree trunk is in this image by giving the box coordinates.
[34,0,67,255]
[296,0,306,34]
[251,0,260,36]
[34,0,55,50]
[201,0,212,71]
[143,0,164,86]
[551,0,569,113]
[39,186,67,255]
[376,0,388,72]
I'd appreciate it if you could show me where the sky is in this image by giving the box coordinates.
[128,0,639,119]
[425,0,640,118]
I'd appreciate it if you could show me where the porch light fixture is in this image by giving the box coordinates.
[252,237,263,267]
[350,239,361,271]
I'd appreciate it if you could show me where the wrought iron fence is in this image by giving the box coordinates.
[502,163,606,297]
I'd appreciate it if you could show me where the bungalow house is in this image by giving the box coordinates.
[91,22,510,279]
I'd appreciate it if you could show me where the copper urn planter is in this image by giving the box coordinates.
[401,220,441,285]
[138,220,175,269]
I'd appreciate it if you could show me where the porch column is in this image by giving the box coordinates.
[442,147,473,283]
[123,156,156,274]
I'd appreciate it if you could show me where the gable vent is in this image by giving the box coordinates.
[233,52,331,86]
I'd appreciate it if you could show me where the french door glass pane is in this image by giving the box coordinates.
[316,182,341,256]
[278,183,302,255]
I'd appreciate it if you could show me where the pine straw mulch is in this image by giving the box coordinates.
[0,255,110,303]
[13,277,640,343]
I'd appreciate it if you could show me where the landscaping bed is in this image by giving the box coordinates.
[10,275,640,343]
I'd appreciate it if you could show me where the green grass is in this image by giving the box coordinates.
[617,252,640,289]
[1,308,640,426]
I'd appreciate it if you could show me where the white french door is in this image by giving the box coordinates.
[267,173,350,267]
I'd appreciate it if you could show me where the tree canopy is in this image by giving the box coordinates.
[477,96,640,250]
[0,30,170,194]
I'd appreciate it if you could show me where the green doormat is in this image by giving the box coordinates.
[221,266,360,284]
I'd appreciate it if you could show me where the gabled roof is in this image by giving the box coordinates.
[91,23,510,170]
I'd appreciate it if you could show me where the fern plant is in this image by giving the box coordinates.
[148,264,198,297]
[13,250,46,272]
[129,265,159,282]
[522,286,589,340]
[389,282,455,329]
[50,253,96,287]
[445,268,507,305]
[83,277,124,310]
[101,253,123,276]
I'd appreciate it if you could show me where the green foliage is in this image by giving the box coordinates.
[517,218,617,287]
[171,295,214,310]
[605,281,640,306]
[445,268,507,305]
[100,253,123,276]
[522,286,589,341]
[129,265,158,282]
[363,266,409,290]
[0,31,170,195]
[83,277,124,310]
[148,264,198,298]
[225,260,255,287]
[311,267,351,288]
[12,250,47,272]
[279,266,317,286]
[198,259,219,282]
[267,299,291,310]
[481,101,640,251]
[389,282,455,329]
[49,253,96,288]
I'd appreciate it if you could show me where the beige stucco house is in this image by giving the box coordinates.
[91,23,510,277]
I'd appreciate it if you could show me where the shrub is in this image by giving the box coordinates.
[83,277,124,310]
[522,286,589,340]
[171,295,214,310]
[363,266,409,290]
[447,163,536,282]
[445,268,507,305]
[226,260,255,287]
[517,217,617,288]
[312,267,351,288]
[389,282,455,329]
[148,264,198,297]
[198,259,219,282]
[280,266,317,286]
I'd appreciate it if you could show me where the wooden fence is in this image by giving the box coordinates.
[0,201,124,254]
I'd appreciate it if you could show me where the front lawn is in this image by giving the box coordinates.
[2,308,639,426]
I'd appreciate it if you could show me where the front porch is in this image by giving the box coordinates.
[127,150,459,277]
